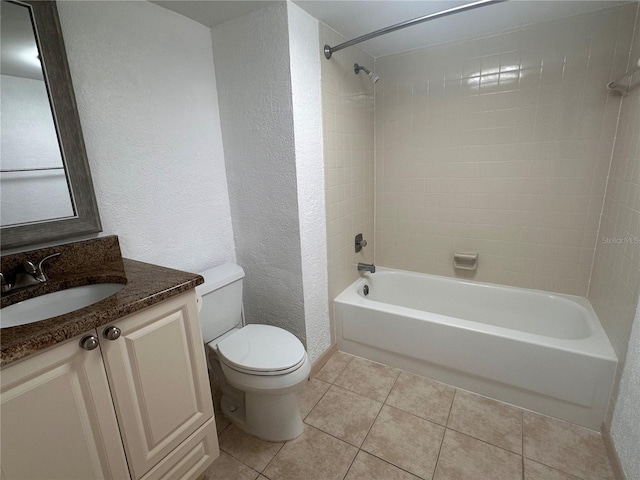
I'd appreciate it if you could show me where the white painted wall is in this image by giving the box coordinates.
[211,3,307,345]
[55,0,235,272]
[287,3,330,362]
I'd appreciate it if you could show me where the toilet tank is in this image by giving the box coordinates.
[197,263,245,344]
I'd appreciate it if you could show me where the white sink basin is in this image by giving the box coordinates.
[1,283,125,328]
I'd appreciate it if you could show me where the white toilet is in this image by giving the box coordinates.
[196,263,310,442]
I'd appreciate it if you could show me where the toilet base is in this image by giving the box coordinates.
[221,390,304,442]
[207,346,307,442]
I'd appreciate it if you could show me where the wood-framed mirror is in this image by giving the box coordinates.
[1,0,101,250]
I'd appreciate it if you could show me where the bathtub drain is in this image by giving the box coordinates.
[363,285,369,296]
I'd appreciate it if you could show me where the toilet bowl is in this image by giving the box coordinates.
[197,264,310,441]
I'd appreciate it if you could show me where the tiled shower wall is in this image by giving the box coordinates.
[374,5,637,296]
[320,24,375,337]
[589,5,640,421]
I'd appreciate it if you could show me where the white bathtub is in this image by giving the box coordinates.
[334,268,617,429]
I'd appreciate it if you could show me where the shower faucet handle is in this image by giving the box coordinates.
[355,233,368,253]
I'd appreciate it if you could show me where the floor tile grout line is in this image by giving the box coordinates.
[341,447,360,480]
[383,385,453,428]
[444,428,525,457]
[381,402,450,431]
[332,360,401,404]
[322,352,355,385]
[361,450,429,480]
[431,389,457,480]
[305,382,387,444]
[218,442,281,475]
[522,458,590,480]
[301,379,333,422]
[305,362,403,477]
[218,423,286,475]
[303,418,373,450]
[217,421,230,437]
[355,371,438,479]
[444,424,523,455]
[329,382,388,403]
[521,410,525,480]
[358,368,401,447]
[257,441,286,475]
[444,388,457,428]
[382,368,402,403]
[215,447,263,479]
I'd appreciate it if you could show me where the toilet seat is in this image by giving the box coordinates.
[216,324,306,376]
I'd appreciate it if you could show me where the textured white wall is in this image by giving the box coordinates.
[287,3,330,362]
[611,296,640,480]
[211,3,307,345]
[56,0,236,272]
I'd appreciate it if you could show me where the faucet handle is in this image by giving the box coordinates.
[355,233,368,253]
[35,252,61,282]
[22,260,37,275]
[0,272,13,293]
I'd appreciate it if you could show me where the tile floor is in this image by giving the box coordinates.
[203,351,616,480]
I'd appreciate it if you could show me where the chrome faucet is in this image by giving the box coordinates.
[34,253,61,282]
[357,263,376,274]
[2,252,61,292]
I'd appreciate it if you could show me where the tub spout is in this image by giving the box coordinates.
[358,263,376,274]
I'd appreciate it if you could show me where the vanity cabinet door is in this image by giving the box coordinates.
[0,331,130,480]
[99,291,215,480]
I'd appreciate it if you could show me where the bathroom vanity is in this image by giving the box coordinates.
[0,236,219,480]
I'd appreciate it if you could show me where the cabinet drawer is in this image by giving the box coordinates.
[140,417,219,480]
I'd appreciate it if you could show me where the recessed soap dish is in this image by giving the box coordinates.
[453,251,478,271]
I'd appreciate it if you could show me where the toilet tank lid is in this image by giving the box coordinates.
[197,263,245,295]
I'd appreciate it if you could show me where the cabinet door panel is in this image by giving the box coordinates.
[101,291,213,479]
[0,332,130,480]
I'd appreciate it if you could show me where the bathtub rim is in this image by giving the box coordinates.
[335,266,617,362]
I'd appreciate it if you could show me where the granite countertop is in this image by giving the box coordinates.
[1,236,203,367]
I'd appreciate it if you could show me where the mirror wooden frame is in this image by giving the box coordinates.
[1,0,101,250]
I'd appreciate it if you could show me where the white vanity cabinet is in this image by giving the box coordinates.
[0,290,219,480]
[0,325,131,479]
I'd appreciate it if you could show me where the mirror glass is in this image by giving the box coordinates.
[0,0,101,250]
[0,0,75,227]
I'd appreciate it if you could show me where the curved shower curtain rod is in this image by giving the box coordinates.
[324,0,508,59]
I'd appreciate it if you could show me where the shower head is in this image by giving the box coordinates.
[354,63,379,84]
